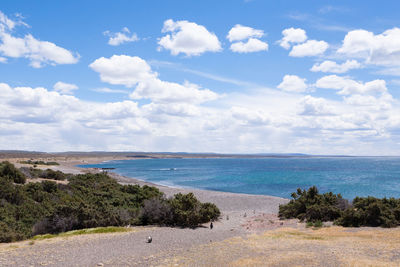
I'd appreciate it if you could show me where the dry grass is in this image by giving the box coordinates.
[156,226,400,266]
[30,226,134,240]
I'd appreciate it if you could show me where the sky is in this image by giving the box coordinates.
[1,0,400,155]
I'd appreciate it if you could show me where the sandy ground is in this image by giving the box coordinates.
[1,156,400,266]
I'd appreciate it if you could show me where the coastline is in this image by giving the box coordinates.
[3,155,400,266]
[4,154,289,214]
[61,156,290,213]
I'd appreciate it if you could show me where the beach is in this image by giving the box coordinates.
[1,154,400,266]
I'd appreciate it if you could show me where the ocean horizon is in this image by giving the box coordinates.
[80,157,400,200]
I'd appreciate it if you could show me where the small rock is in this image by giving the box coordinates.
[97,263,104,266]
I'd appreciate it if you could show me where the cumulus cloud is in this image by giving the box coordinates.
[0,82,146,129]
[278,27,307,49]
[230,38,268,53]
[0,11,79,67]
[227,24,264,42]
[53,81,78,95]
[289,40,328,57]
[103,27,139,46]
[316,75,388,95]
[89,55,156,87]
[277,75,308,93]
[311,60,361,73]
[337,28,400,66]
[344,94,393,110]
[143,102,200,117]
[230,106,270,125]
[89,55,219,103]
[158,19,221,56]
[227,24,268,53]
[1,81,400,155]
[299,95,335,116]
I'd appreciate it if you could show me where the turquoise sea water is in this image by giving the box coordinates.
[79,157,400,199]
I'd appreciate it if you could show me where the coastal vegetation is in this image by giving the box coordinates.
[0,161,220,243]
[20,167,72,181]
[279,186,400,228]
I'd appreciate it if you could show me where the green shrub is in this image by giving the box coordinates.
[0,163,221,242]
[169,193,220,227]
[0,161,26,184]
[140,197,173,225]
[280,186,400,228]
[335,197,400,228]
[279,186,344,222]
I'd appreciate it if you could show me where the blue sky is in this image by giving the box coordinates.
[1,1,400,155]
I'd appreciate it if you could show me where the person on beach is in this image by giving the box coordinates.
[210,222,213,229]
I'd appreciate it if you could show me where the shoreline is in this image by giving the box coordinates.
[5,155,289,213]
[71,156,289,213]
[3,155,400,266]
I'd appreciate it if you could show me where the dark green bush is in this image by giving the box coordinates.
[335,197,400,228]
[0,161,26,184]
[0,163,220,242]
[168,193,220,227]
[280,186,400,228]
[140,197,173,225]
[20,167,71,181]
[279,186,344,222]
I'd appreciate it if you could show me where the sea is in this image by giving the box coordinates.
[79,157,400,200]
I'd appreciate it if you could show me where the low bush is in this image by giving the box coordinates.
[335,197,400,228]
[0,162,220,242]
[0,161,26,184]
[20,167,72,181]
[279,186,400,228]
[168,192,220,227]
[139,193,220,227]
[279,186,344,222]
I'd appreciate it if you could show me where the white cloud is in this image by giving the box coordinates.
[299,95,335,116]
[89,55,219,103]
[103,27,139,46]
[143,102,200,117]
[53,81,78,95]
[337,28,400,66]
[289,40,328,57]
[0,11,79,68]
[344,94,393,109]
[316,75,388,95]
[0,11,16,30]
[278,27,307,49]
[311,60,361,73]
[230,106,270,125]
[131,79,218,104]
[158,19,221,56]
[277,75,308,93]
[0,56,6,63]
[1,81,400,155]
[89,55,156,87]
[230,38,268,53]
[227,24,264,42]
